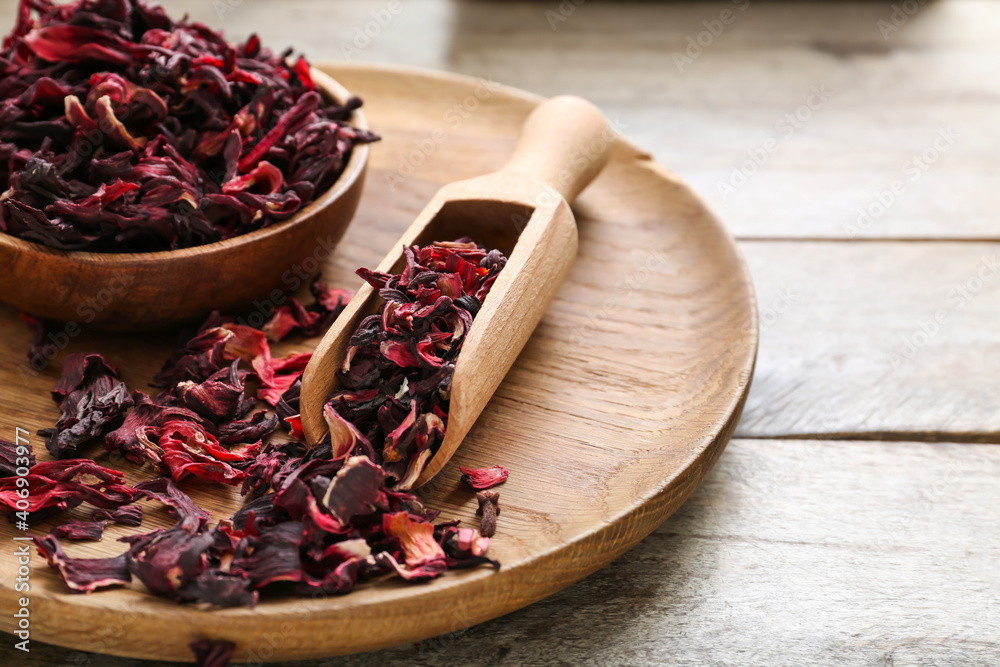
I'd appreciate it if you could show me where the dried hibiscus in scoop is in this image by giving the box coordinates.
[324,240,508,488]
[0,0,377,252]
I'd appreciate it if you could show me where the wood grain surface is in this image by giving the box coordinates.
[738,241,1000,440]
[2,0,998,665]
[5,438,998,666]
[0,64,756,661]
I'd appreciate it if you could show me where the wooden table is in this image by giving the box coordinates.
[2,1,998,664]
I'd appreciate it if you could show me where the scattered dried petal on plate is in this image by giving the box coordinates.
[188,638,236,667]
[0,438,34,477]
[53,520,106,541]
[460,465,509,490]
[38,353,133,459]
[93,504,143,527]
[33,535,131,593]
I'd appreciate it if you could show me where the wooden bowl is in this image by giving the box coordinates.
[0,69,369,332]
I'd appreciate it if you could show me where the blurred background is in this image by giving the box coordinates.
[2,0,988,239]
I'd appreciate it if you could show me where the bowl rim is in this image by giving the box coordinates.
[0,67,370,265]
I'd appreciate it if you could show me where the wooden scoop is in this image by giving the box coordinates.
[300,95,612,488]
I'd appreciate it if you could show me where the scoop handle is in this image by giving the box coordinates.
[501,95,613,203]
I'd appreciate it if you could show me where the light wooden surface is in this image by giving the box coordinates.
[0,64,756,661]
[301,96,611,484]
[0,71,369,331]
[3,0,1000,665]
[8,438,999,666]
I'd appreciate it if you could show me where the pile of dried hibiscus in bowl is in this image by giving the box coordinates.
[2,241,510,627]
[0,0,377,252]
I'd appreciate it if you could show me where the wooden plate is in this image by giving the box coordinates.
[0,64,757,662]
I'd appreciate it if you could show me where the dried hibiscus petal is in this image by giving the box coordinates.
[153,326,234,387]
[53,520,106,541]
[319,455,386,523]
[189,639,236,667]
[126,525,216,598]
[1,0,377,252]
[380,511,448,580]
[93,504,143,527]
[232,521,304,587]
[157,420,259,487]
[263,279,352,341]
[0,458,136,519]
[38,353,133,459]
[33,535,131,592]
[324,241,508,488]
[440,526,498,571]
[181,570,257,609]
[0,438,34,477]
[175,361,254,424]
[133,477,210,531]
[460,465,509,490]
[104,390,206,465]
[217,411,278,445]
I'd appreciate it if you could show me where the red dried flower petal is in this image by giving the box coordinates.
[133,477,210,532]
[232,521,303,587]
[33,535,131,592]
[459,465,509,490]
[0,438,35,477]
[104,391,207,465]
[53,520,106,541]
[0,457,136,518]
[158,420,257,487]
[382,511,447,572]
[175,361,254,423]
[38,352,134,459]
[126,526,216,597]
[324,241,506,486]
[322,405,371,461]
[93,504,143,527]
[2,1,377,253]
[257,352,311,406]
[189,639,236,667]
[22,25,134,65]
[320,455,385,523]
